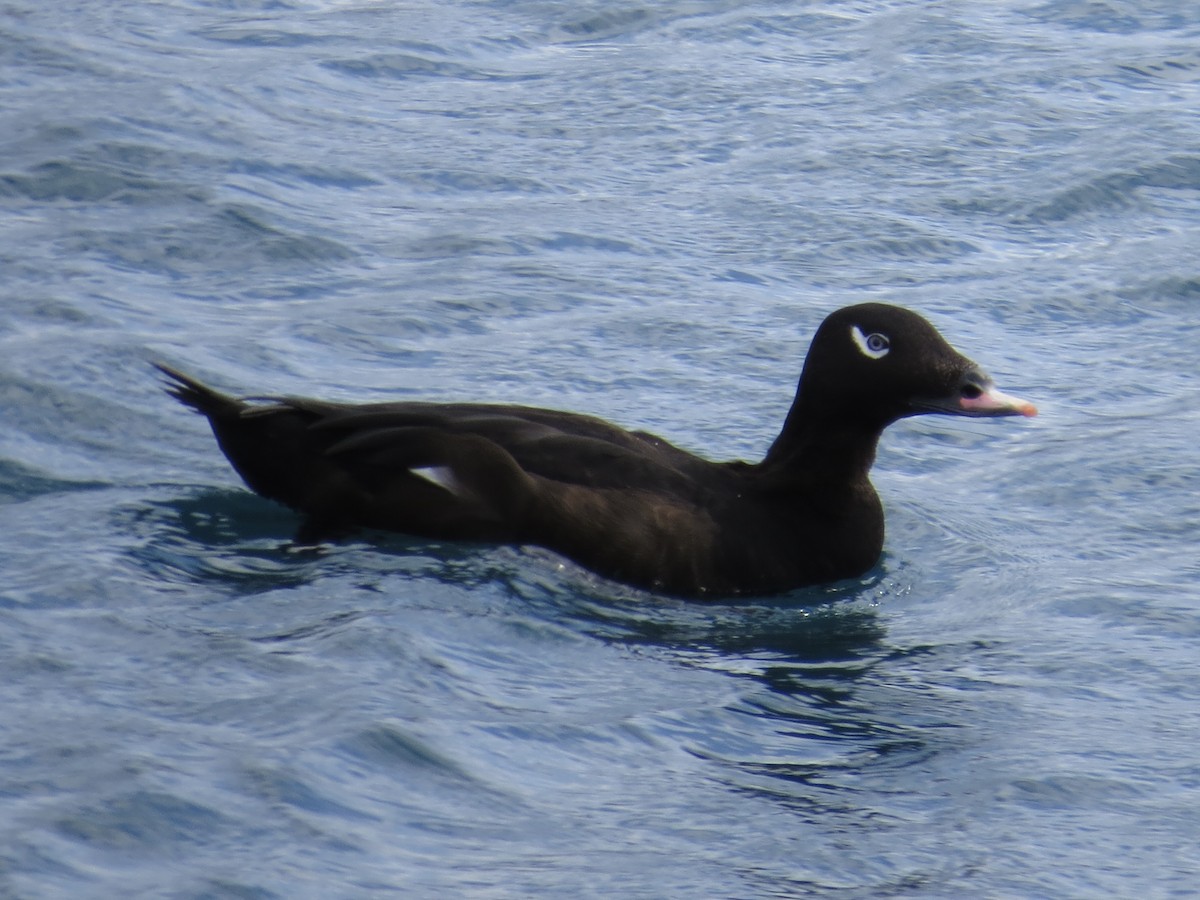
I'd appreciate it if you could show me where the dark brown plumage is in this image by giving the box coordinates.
[157,303,1036,597]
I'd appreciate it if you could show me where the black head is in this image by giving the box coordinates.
[793,303,1036,428]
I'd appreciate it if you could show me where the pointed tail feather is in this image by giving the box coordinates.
[154,362,244,418]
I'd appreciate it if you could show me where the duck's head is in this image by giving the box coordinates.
[795,303,1037,427]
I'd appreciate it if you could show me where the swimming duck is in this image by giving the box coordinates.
[157,303,1035,596]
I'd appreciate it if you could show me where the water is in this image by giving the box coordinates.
[2,0,1198,896]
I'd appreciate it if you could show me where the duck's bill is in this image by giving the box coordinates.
[914,371,1038,418]
[959,384,1038,417]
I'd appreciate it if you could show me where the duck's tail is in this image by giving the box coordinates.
[154,363,245,419]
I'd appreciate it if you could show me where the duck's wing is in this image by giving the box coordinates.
[291,398,713,493]
[158,365,735,548]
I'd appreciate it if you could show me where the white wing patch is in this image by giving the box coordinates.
[409,466,463,497]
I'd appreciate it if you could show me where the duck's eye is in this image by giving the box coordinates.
[851,326,890,360]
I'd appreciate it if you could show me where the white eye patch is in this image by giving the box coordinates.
[850,325,890,360]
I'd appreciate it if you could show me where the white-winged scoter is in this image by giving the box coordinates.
[157,303,1036,597]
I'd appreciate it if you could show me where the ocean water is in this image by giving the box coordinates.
[2,0,1198,896]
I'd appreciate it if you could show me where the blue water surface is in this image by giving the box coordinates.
[2,1,1198,896]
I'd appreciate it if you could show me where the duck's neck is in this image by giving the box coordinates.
[759,403,887,484]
